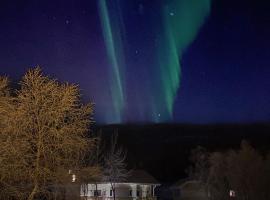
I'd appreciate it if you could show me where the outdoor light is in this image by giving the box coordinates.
[229,190,235,197]
[72,174,76,182]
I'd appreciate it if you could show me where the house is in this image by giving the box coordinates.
[171,179,208,200]
[155,184,174,200]
[80,170,160,200]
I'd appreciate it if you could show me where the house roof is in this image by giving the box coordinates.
[172,178,192,187]
[123,170,159,184]
[171,178,205,190]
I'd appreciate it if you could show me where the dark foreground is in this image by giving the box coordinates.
[93,123,270,183]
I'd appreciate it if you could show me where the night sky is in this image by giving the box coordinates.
[0,0,269,124]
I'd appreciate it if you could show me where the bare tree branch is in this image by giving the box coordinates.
[102,132,130,200]
[0,67,98,200]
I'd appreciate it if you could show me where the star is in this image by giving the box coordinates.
[138,4,144,15]
[169,12,175,16]
[65,20,70,24]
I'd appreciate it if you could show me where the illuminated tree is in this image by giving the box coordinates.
[0,68,95,200]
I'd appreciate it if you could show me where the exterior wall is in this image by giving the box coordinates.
[171,181,208,200]
[81,183,158,200]
[66,183,81,200]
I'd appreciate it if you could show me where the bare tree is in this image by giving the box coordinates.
[225,141,264,200]
[79,132,104,199]
[102,132,129,200]
[207,140,268,200]
[263,152,270,200]
[187,141,270,200]
[0,76,32,199]
[207,152,229,200]
[188,146,210,183]
[0,68,97,200]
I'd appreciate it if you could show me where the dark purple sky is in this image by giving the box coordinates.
[0,0,269,124]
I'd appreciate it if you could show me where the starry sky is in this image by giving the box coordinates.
[0,0,269,124]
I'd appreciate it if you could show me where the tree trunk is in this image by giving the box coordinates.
[110,183,116,200]
[28,184,38,200]
[28,132,42,200]
[95,183,98,200]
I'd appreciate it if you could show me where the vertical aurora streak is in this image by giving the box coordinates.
[97,0,211,123]
[98,0,125,123]
[155,0,211,121]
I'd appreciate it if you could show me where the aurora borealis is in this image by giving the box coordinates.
[157,0,211,121]
[1,0,270,124]
[98,0,211,123]
[98,0,126,123]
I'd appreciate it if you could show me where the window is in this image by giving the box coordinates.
[229,190,236,197]
[151,186,154,196]
[137,190,140,197]
[94,190,101,197]
[110,190,112,196]
[129,190,132,197]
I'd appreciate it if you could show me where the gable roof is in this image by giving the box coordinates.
[171,178,205,190]
[124,170,159,184]
[172,178,192,187]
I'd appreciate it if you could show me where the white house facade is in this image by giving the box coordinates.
[80,170,160,200]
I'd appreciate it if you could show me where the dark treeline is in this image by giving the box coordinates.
[93,123,270,183]
[188,140,270,200]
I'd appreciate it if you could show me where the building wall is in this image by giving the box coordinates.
[66,183,81,200]
[81,183,158,200]
[171,181,208,200]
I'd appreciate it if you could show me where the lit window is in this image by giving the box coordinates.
[229,190,236,197]
[72,174,76,182]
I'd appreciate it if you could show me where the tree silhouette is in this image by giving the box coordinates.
[102,133,129,200]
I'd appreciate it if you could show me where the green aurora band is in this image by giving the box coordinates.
[98,0,126,123]
[98,0,211,123]
[155,0,211,121]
